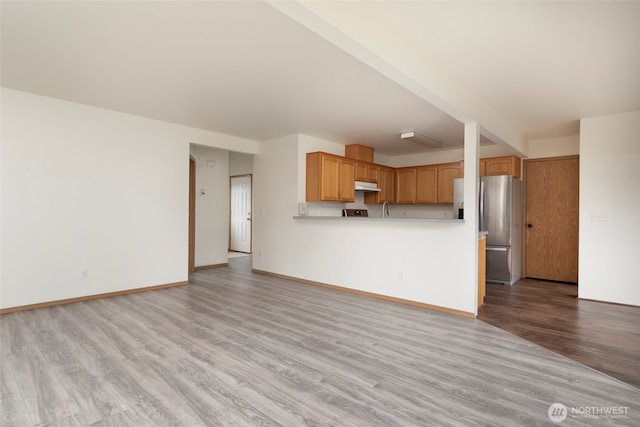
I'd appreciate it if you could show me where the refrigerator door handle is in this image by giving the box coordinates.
[486,247,509,252]
[479,180,485,232]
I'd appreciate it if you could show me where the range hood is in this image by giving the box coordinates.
[354,181,381,192]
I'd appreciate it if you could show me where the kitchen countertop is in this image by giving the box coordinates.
[293,217,489,238]
[292,216,463,223]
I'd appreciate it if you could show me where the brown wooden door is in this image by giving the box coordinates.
[188,156,196,273]
[524,156,579,283]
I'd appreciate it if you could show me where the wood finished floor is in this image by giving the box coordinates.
[1,257,638,426]
[478,278,640,389]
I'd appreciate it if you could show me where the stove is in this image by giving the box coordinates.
[343,209,368,217]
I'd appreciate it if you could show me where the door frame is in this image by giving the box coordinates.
[522,155,579,283]
[229,174,253,253]
[188,156,196,273]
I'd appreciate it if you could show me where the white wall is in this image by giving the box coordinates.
[190,145,230,267]
[253,134,478,315]
[528,135,579,159]
[229,151,254,176]
[579,111,640,306]
[253,135,300,273]
[388,144,512,168]
[0,89,258,309]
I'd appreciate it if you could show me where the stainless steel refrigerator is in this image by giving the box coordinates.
[453,175,522,285]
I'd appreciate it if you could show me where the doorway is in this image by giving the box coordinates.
[523,156,579,283]
[188,156,196,273]
[229,175,252,253]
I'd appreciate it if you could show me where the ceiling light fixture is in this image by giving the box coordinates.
[400,131,443,149]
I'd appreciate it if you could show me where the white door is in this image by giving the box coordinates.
[230,175,252,253]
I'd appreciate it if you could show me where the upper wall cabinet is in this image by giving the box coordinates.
[484,156,521,178]
[461,156,521,178]
[416,165,438,204]
[345,144,374,163]
[395,167,417,204]
[436,162,463,204]
[394,163,461,204]
[306,152,355,202]
[365,166,396,204]
[354,161,382,183]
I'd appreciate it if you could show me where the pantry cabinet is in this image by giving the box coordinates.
[306,152,355,202]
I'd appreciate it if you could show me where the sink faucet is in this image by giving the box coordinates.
[382,201,391,218]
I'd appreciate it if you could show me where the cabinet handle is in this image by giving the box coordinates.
[527,223,533,228]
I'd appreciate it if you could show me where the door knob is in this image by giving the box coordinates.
[527,223,533,228]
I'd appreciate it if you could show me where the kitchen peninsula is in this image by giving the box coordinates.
[297,143,505,312]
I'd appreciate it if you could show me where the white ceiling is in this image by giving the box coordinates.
[2,1,639,157]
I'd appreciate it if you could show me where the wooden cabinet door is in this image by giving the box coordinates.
[355,162,368,181]
[365,165,395,204]
[339,158,355,202]
[485,156,521,178]
[385,167,396,203]
[416,165,437,203]
[437,162,462,203]
[306,152,351,202]
[367,164,380,183]
[478,237,486,307]
[319,154,340,201]
[396,168,416,204]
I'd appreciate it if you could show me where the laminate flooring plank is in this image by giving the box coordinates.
[479,279,640,388]
[2,258,640,426]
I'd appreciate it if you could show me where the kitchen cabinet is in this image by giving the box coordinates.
[355,162,368,181]
[484,156,521,178]
[478,235,486,308]
[365,166,395,204]
[384,167,396,203]
[355,162,382,183]
[395,165,440,204]
[345,144,374,163]
[306,152,355,202]
[460,156,520,178]
[416,165,438,203]
[367,164,381,183]
[436,162,462,203]
[396,167,417,204]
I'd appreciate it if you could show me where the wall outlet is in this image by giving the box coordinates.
[591,211,608,222]
[80,269,89,279]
